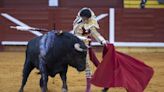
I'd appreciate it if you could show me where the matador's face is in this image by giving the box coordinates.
[81,17,89,24]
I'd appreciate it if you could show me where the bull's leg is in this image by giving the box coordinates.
[19,58,34,92]
[40,76,48,92]
[59,66,68,92]
[102,88,109,92]
[39,55,48,92]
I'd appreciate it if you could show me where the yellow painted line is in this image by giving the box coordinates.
[124,5,140,8]
[124,0,164,8]
[124,5,164,8]
[124,1,159,4]
[146,5,164,8]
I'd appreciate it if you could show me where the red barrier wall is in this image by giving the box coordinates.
[59,0,123,8]
[0,8,164,43]
[115,9,164,42]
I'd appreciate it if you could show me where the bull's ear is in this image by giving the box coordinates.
[74,43,87,52]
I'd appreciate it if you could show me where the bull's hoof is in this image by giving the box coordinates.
[102,88,108,92]
[102,90,107,92]
[41,87,48,92]
[62,88,68,92]
[19,88,23,92]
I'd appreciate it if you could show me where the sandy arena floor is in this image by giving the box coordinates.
[0,51,164,92]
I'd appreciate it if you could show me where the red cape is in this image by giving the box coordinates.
[91,44,154,92]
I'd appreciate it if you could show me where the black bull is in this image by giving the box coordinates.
[19,31,87,92]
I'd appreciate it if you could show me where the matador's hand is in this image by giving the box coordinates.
[102,40,108,46]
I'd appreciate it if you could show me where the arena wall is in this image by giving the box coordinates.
[115,9,164,42]
[0,0,164,49]
[58,0,123,8]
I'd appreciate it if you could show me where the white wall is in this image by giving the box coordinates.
[49,0,58,7]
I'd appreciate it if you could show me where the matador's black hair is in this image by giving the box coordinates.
[80,9,92,18]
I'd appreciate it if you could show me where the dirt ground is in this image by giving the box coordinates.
[0,51,164,92]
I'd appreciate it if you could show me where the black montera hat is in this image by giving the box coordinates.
[79,9,92,18]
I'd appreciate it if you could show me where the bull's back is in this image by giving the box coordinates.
[27,36,42,53]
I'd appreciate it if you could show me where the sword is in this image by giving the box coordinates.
[10,26,49,32]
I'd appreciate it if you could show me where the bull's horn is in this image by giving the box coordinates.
[74,43,86,52]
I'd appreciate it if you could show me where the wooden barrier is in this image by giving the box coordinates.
[0,8,49,41]
[59,0,123,8]
[0,8,164,44]
[0,41,3,51]
[49,8,109,40]
[0,0,4,8]
[2,0,48,9]
[115,8,164,42]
